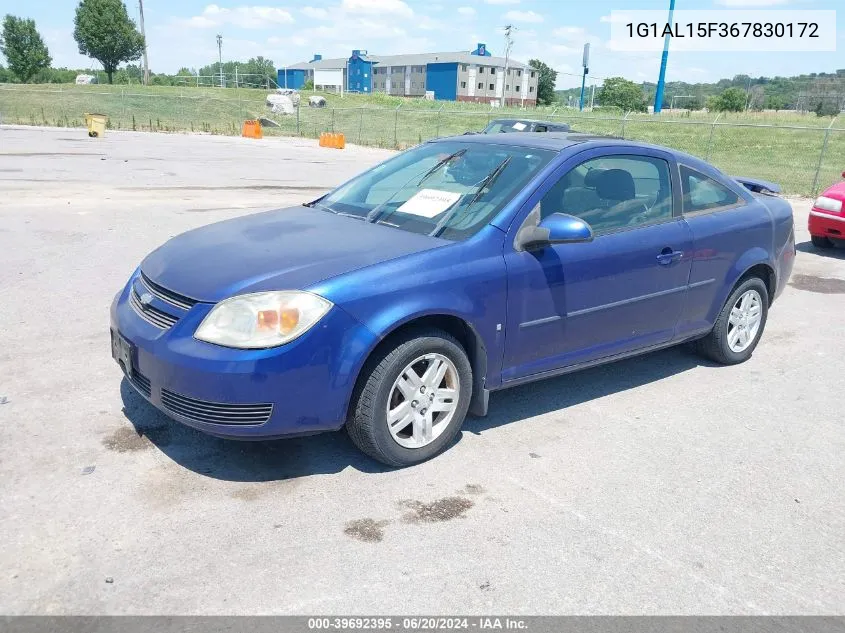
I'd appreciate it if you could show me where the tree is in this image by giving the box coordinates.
[709,87,747,112]
[597,77,646,112]
[814,99,840,117]
[0,15,51,83]
[527,58,557,106]
[73,0,144,84]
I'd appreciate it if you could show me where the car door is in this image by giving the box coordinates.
[501,147,692,383]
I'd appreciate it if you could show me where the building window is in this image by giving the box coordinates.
[515,85,520,92]
[411,65,424,73]
[530,71,535,78]
[489,83,494,90]
[517,70,522,77]
[529,86,534,92]
[506,69,511,75]
[478,67,484,74]
[393,66,405,73]
[506,85,510,91]
[462,64,468,71]
[477,82,483,89]
[461,81,466,89]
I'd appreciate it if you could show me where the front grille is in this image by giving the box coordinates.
[130,288,179,329]
[130,371,152,398]
[139,272,198,311]
[160,389,273,425]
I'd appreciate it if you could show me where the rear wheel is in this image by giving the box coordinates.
[811,235,833,249]
[696,277,768,365]
[347,328,472,467]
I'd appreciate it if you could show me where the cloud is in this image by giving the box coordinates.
[600,13,627,24]
[182,4,294,29]
[457,7,476,16]
[301,6,329,19]
[486,0,519,4]
[340,0,413,17]
[503,10,542,23]
[715,0,789,5]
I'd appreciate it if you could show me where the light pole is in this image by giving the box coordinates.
[654,0,676,113]
[216,34,223,88]
[138,0,149,85]
[579,43,590,111]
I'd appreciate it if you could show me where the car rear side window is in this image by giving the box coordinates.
[540,154,674,235]
[680,165,741,214]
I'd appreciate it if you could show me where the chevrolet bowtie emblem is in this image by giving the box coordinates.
[139,292,154,306]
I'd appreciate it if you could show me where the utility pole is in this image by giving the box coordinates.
[590,83,595,110]
[138,0,149,85]
[502,24,515,107]
[654,0,675,113]
[216,34,224,88]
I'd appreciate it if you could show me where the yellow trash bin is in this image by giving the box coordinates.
[84,112,107,138]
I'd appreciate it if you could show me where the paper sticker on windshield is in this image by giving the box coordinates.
[511,122,527,131]
[397,189,461,218]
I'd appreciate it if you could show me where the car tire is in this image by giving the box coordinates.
[811,235,833,249]
[696,276,769,365]
[347,328,472,467]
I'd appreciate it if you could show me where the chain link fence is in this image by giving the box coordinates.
[1,85,842,196]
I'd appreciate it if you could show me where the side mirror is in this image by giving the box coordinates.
[515,212,593,251]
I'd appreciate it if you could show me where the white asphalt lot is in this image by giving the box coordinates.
[1,126,843,615]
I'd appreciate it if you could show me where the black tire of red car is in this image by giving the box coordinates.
[346,328,472,467]
[696,276,769,365]
[811,235,834,249]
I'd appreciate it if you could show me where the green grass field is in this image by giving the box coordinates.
[1,83,841,195]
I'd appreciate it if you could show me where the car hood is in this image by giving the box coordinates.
[140,206,448,302]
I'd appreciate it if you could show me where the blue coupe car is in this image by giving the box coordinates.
[111,133,796,466]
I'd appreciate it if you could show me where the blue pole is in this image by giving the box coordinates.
[654,0,676,114]
[579,69,587,111]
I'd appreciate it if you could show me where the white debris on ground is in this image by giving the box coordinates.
[265,93,297,115]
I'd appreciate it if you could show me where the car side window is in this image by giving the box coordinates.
[539,154,674,235]
[680,165,741,213]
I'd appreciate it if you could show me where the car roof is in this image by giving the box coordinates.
[434,131,620,151]
[436,131,710,161]
[489,119,567,126]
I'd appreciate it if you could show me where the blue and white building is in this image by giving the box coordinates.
[278,44,539,106]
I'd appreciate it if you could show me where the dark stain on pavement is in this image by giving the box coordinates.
[103,424,170,452]
[344,518,390,543]
[400,496,474,524]
[230,487,262,501]
[789,274,845,295]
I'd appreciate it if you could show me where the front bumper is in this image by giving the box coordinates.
[110,272,379,439]
[809,209,845,240]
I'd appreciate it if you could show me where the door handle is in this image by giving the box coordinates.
[657,248,683,266]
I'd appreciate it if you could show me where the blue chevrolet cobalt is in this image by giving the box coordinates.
[112,133,795,466]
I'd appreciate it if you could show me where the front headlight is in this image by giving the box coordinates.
[195,291,333,349]
[814,196,843,214]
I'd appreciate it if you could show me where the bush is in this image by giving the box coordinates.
[814,99,840,117]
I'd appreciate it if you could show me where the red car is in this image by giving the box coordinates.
[809,172,845,249]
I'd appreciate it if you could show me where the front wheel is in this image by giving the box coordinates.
[696,277,769,365]
[347,329,472,467]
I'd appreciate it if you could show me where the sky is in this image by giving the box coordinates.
[2,0,843,88]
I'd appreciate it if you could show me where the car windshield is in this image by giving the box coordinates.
[310,141,555,241]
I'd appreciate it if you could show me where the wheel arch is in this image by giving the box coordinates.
[343,312,491,425]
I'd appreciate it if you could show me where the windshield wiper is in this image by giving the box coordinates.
[365,150,467,224]
[305,199,337,214]
[417,148,466,186]
[429,156,512,237]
